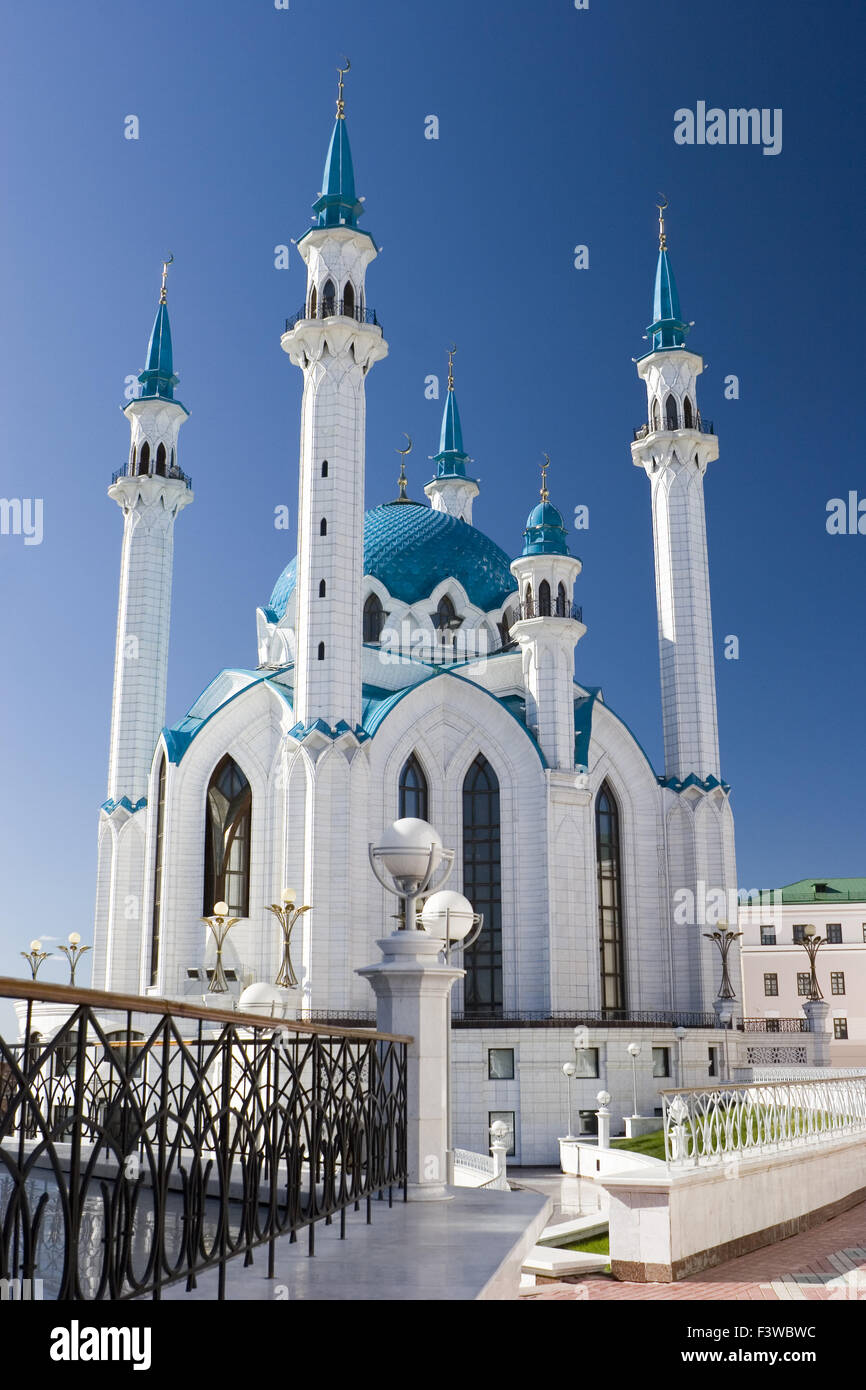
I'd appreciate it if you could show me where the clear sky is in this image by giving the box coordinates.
[1,0,864,996]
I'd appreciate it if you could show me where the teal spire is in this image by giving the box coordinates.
[308,61,368,236]
[645,200,689,353]
[135,256,183,404]
[431,347,476,480]
[522,456,569,556]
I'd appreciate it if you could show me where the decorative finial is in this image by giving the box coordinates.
[160,253,174,304]
[336,56,350,119]
[540,452,550,502]
[395,433,413,502]
[447,343,457,391]
[656,194,668,252]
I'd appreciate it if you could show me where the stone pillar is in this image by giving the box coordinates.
[358,932,463,1201]
[803,999,832,1067]
[596,1104,611,1151]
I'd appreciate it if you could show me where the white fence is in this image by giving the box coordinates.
[451,1147,509,1192]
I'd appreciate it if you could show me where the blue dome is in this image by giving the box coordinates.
[264,503,517,622]
[523,499,569,556]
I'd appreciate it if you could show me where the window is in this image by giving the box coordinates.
[203,755,251,918]
[149,754,167,986]
[831,972,846,996]
[708,1046,720,1078]
[488,1048,514,1081]
[399,753,428,820]
[363,593,384,643]
[321,279,336,315]
[652,397,660,431]
[575,1047,599,1079]
[826,923,842,943]
[764,973,779,996]
[760,925,776,946]
[793,925,807,944]
[797,972,812,997]
[130,444,136,473]
[309,284,317,317]
[683,396,693,428]
[321,459,328,477]
[342,281,355,318]
[834,1018,849,1040]
[524,583,533,617]
[556,581,567,617]
[665,393,679,430]
[155,442,167,476]
[318,579,326,597]
[319,517,327,536]
[596,782,625,1011]
[863,924,866,943]
[435,594,457,630]
[538,580,551,617]
[317,642,325,661]
[488,1111,515,1157]
[652,1047,671,1078]
[138,441,150,475]
[463,755,502,1014]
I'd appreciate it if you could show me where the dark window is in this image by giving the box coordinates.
[149,754,167,986]
[488,1111,515,1157]
[760,925,776,945]
[764,973,779,996]
[309,284,317,318]
[793,925,807,944]
[665,393,679,430]
[708,1046,720,1078]
[155,442,167,476]
[138,441,150,475]
[652,1047,671,1078]
[831,972,846,996]
[826,923,842,943]
[322,279,335,316]
[538,580,551,617]
[320,517,327,536]
[575,1047,599,1079]
[363,593,384,643]
[399,753,429,820]
[203,755,251,918]
[321,460,328,477]
[596,781,625,1011]
[834,1018,849,1040]
[436,595,457,630]
[556,582,567,617]
[524,584,534,618]
[652,398,660,431]
[797,972,812,997]
[343,281,355,318]
[318,579,326,597]
[683,396,694,428]
[488,1048,514,1081]
[130,444,136,474]
[463,755,502,1014]
[317,642,325,661]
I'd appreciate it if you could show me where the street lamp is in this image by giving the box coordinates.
[703,920,742,1002]
[58,933,91,987]
[562,1061,576,1139]
[800,923,824,1000]
[627,1042,641,1117]
[200,901,240,994]
[264,889,311,989]
[21,940,51,980]
[674,1025,687,1087]
[369,818,454,932]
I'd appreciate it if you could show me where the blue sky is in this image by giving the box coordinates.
[1,0,864,992]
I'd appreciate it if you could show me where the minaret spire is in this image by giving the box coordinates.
[424,345,480,523]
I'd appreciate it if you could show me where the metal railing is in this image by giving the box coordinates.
[633,417,714,441]
[0,979,408,1300]
[111,465,193,489]
[662,1073,866,1168]
[738,1018,809,1033]
[285,302,381,333]
[516,599,583,622]
[451,1009,718,1029]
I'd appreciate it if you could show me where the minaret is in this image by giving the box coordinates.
[509,458,585,770]
[281,64,388,730]
[106,259,192,805]
[424,346,479,523]
[630,203,720,783]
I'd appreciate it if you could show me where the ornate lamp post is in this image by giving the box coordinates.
[800,923,824,1000]
[368,818,455,931]
[627,1041,641,1117]
[674,1025,687,1087]
[58,933,90,987]
[21,940,51,980]
[703,920,742,1002]
[200,901,239,994]
[264,890,311,989]
[562,1061,577,1139]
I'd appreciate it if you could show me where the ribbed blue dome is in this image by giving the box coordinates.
[264,503,517,622]
[522,499,569,556]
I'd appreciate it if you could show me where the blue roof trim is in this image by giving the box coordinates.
[659,772,730,794]
[163,667,295,764]
[573,689,600,767]
[101,795,147,815]
[579,686,659,780]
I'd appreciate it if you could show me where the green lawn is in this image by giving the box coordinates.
[610,1129,666,1161]
[565,1234,610,1256]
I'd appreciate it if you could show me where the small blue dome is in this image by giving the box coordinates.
[264,503,518,622]
[523,499,569,556]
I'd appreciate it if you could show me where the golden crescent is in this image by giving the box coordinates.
[396,433,413,456]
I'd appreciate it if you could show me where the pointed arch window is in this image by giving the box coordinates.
[322,279,336,316]
[539,580,551,616]
[665,393,679,431]
[363,593,384,643]
[203,756,251,918]
[435,595,457,630]
[320,517,327,536]
[130,444,137,476]
[556,582,567,617]
[149,753,167,986]
[524,583,534,618]
[343,281,355,319]
[596,781,625,1012]
[652,398,661,431]
[683,395,693,428]
[138,441,150,476]
[463,755,502,1014]
[309,284,317,318]
[399,753,429,820]
[318,579,327,597]
[155,442,167,476]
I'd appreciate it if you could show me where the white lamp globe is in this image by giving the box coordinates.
[490,1120,510,1141]
[596,1090,611,1107]
[30,940,41,952]
[421,891,474,942]
[68,932,81,946]
[627,1042,641,1058]
[238,982,288,1018]
[375,818,443,882]
[562,1062,576,1077]
[213,901,229,917]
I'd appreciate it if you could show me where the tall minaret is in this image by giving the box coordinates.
[630,204,720,783]
[106,260,192,805]
[509,458,585,770]
[281,65,388,730]
[424,347,480,523]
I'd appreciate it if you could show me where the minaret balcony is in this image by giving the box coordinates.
[633,417,714,442]
[285,301,382,333]
[112,464,193,489]
[517,598,582,622]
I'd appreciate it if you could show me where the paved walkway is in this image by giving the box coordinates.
[521,1199,866,1301]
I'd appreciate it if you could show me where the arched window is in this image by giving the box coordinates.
[130,444,136,475]
[556,582,567,617]
[322,279,336,316]
[170,447,176,472]
[463,755,502,1013]
[683,395,693,428]
[399,753,428,820]
[539,580,551,616]
[155,443,167,477]
[498,608,512,647]
[309,284,317,318]
[343,281,355,319]
[596,781,625,1012]
[436,594,456,630]
[318,579,327,597]
[524,583,534,618]
[138,441,150,475]
[652,398,661,431]
[317,642,325,660]
[149,753,167,986]
[203,756,251,918]
[363,592,384,643]
[665,393,679,431]
[321,460,329,477]
[320,517,327,536]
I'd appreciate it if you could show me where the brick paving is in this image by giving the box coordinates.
[521,1201,866,1301]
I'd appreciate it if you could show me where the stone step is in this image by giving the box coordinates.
[537,1215,608,1247]
[521,1244,609,1278]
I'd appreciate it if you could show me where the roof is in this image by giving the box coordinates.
[522,498,570,556]
[746,878,866,906]
[264,503,518,622]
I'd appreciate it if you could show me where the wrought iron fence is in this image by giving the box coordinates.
[516,599,583,622]
[285,302,381,332]
[738,1017,809,1033]
[0,979,408,1300]
[451,1009,718,1029]
[633,417,714,441]
[662,1073,866,1169]
[111,466,193,489]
